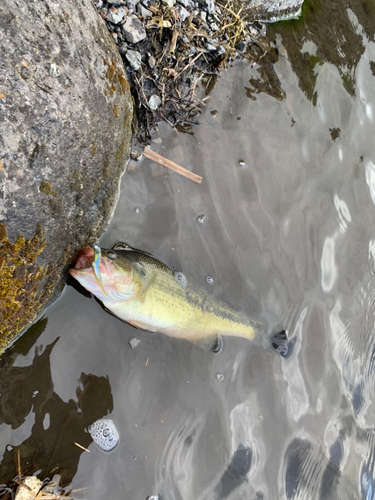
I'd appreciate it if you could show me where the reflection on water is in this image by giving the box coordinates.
[3,0,375,498]
[0,319,113,486]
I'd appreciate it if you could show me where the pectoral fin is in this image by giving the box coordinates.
[137,271,157,301]
[186,333,222,353]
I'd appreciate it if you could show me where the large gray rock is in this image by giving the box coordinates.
[0,0,133,350]
[245,0,304,21]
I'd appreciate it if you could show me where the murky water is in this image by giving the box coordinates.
[2,1,375,498]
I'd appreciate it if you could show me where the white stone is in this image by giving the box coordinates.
[107,6,126,24]
[126,49,142,70]
[122,15,147,43]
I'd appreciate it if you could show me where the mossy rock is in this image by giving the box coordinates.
[0,0,133,351]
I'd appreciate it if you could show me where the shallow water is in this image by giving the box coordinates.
[2,1,375,498]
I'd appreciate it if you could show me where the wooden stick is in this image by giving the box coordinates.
[143,148,202,183]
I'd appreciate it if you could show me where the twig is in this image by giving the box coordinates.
[143,148,202,183]
[74,442,90,453]
[174,52,203,80]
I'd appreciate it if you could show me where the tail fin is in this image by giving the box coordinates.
[270,330,288,356]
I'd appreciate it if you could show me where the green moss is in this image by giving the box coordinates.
[39,181,53,195]
[113,105,119,117]
[0,224,56,354]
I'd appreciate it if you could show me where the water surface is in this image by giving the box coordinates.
[2,1,375,498]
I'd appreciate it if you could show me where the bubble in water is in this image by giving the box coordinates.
[206,276,213,284]
[6,445,13,452]
[135,208,140,214]
[174,271,187,288]
[197,214,205,224]
[88,418,119,451]
[238,160,245,167]
[216,373,224,381]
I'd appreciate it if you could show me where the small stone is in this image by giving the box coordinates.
[197,214,205,224]
[137,3,153,18]
[107,0,126,4]
[118,42,128,55]
[111,32,118,44]
[216,45,225,56]
[107,6,126,24]
[206,42,216,51]
[177,0,191,7]
[122,15,146,43]
[162,0,174,6]
[148,94,161,110]
[210,22,219,31]
[129,337,140,348]
[127,0,136,8]
[202,0,215,14]
[125,49,142,70]
[235,41,245,52]
[148,54,156,68]
[177,5,190,22]
[200,11,207,21]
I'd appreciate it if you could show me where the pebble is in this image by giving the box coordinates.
[126,49,142,70]
[202,0,215,14]
[107,0,126,4]
[200,11,207,21]
[137,3,153,18]
[177,0,191,7]
[178,5,190,22]
[149,94,161,110]
[197,214,205,223]
[148,54,156,68]
[216,45,225,56]
[88,418,119,451]
[107,6,126,24]
[129,337,140,348]
[210,22,219,31]
[206,42,216,51]
[162,0,175,6]
[122,14,147,43]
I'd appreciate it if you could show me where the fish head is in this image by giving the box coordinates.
[69,247,141,302]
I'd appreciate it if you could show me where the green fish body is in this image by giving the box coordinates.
[70,244,287,353]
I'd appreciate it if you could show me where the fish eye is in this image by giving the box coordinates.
[107,251,117,260]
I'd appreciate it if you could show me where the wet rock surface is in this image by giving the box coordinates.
[0,0,133,350]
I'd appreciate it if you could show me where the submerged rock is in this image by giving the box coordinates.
[0,0,133,352]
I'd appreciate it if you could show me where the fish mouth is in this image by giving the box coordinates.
[73,247,94,270]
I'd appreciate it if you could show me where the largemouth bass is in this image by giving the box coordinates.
[69,243,287,354]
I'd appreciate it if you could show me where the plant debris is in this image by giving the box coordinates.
[94,0,275,140]
[0,475,72,500]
